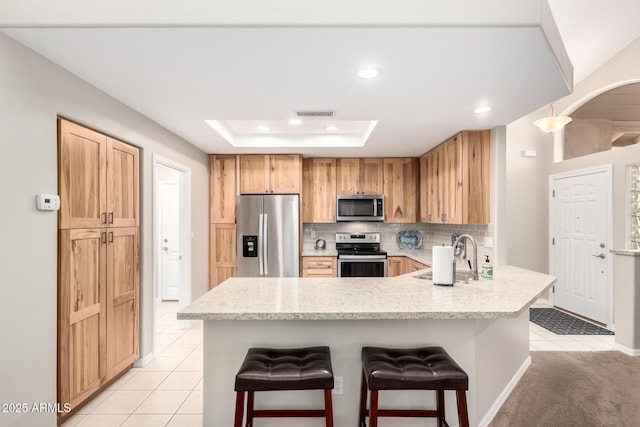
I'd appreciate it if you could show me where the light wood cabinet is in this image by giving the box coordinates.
[442,135,463,224]
[387,256,406,277]
[240,154,301,194]
[419,130,490,224]
[383,158,418,223]
[302,158,336,223]
[57,119,140,421]
[210,224,237,289]
[106,227,139,381]
[336,158,383,195]
[388,256,428,276]
[210,155,239,289]
[210,155,238,223]
[463,130,491,224]
[59,119,139,229]
[302,256,337,277]
[405,257,428,273]
[58,229,107,410]
[107,137,139,228]
[418,149,442,223]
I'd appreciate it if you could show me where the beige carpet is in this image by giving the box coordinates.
[490,351,640,427]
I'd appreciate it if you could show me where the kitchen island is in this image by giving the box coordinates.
[178,266,555,427]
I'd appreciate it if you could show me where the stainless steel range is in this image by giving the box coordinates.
[336,232,388,277]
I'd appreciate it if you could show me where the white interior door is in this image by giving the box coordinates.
[551,168,610,324]
[160,182,181,301]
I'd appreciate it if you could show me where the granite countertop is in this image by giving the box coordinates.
[610,249,640,256]
[178,265,555,321]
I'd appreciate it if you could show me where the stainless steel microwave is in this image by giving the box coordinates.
[336,195,384,222]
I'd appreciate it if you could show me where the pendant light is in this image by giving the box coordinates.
[534,104,572,133]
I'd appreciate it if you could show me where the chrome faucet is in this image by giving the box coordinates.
[453,234,478,281]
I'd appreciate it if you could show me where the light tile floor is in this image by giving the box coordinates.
[62,300,615,426]
[62,302,203,427]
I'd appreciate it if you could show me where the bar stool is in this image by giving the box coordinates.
[234,346,334,427]
[359,346,469,427]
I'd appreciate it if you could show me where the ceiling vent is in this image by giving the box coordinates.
[295,110,336,118]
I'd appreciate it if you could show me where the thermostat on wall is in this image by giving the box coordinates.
[36,194,60,211]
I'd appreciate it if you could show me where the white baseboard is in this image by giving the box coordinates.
[614,342,640,356]
[133,351,155,368]
[477,356,532,427]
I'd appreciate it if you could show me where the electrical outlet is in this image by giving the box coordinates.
[311,230,316,239]
[484,237,494,248]
[333,376,343,395]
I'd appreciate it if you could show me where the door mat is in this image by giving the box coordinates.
[529,308,614,335]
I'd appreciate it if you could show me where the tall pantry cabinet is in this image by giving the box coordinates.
[57,118,140,421]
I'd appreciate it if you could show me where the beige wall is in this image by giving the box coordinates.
[505,36,640,273]
[0,33,209,426]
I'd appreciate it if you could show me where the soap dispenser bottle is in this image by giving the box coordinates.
[481,255,493,279]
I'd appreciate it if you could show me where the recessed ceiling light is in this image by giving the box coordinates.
[325,125,338,131]
[474,106,492,114]
[256,125,270,132]
[357,68,381,79]
[288,118,302,126]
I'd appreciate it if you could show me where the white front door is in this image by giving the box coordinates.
[551,168,610,324]
[160,182,181,301]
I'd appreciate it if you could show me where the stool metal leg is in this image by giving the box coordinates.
[437,389,445,427]
[456,390,470,427]
[358,371,367,427]
[233,391,245,427]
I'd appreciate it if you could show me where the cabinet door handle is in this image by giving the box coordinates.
[102,212,107,224]
[109,232,114,243]
[109,212,114,224]
[101,232,107,244]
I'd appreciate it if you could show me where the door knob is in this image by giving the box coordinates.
[592,253,605,259]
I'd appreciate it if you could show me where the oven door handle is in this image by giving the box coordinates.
[338,255,387,260]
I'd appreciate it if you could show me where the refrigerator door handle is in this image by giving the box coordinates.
[258,213,264,275]
[263,213,269,276]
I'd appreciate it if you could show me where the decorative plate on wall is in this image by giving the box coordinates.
[396,230,423,249]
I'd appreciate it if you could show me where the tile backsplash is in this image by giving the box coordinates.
[303,222,495,264]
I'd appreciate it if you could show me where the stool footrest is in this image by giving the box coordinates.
[253,409,328,417]
[365,409,440,418]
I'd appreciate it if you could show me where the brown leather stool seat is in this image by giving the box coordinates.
[359,346,469,427]
[234,346,334,427]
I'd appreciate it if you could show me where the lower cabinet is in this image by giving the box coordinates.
[388,256,406,277]
[58,227,139,417]
[302,256,337,277]
[388,256,428,277]
[210,224,237,288]
[405,257,428,273]
[106,227,140,380]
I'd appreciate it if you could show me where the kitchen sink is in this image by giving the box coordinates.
[414,271,472,283]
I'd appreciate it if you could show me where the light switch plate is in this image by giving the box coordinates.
[36,194,60,211]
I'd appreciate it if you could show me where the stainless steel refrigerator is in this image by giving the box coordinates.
[236,194,299,277]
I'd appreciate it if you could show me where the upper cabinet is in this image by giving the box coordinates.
[383,158,418,223]
[419,130,490,224]
[303,158,336,223]
[463,130,491,224]
[336,158,383,195]
[240,154,301,194]
[210,155,238,223]
[58,118,139,229]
